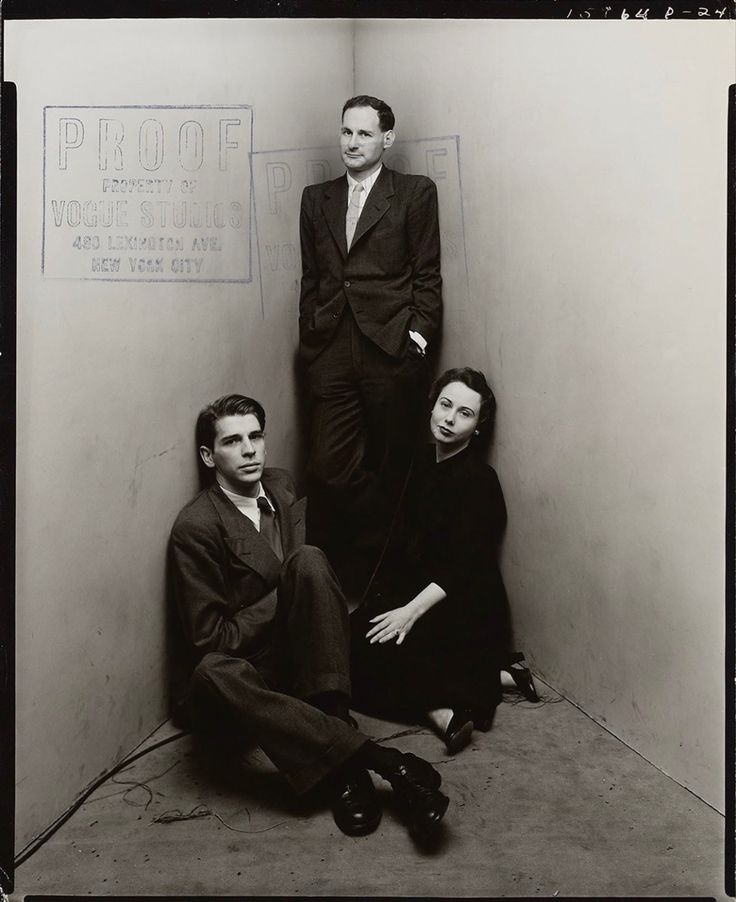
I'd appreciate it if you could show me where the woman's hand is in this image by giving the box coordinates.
[366,604,421,646]
[365,583,447,646]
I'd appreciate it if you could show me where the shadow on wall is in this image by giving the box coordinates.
[165,543,194,727]
[291,348,311,495]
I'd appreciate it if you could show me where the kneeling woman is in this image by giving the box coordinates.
[350,367,511,754]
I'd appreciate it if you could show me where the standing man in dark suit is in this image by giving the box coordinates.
[169,393,450,839]
[299,95,443,596]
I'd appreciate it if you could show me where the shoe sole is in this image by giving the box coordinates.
[446,719,474,755]
[333,812,383,837]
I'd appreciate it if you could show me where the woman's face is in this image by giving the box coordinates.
[430,381,482,458]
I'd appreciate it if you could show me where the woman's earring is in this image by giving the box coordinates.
[474,430,480,436]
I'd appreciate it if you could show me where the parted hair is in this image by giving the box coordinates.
[429,367,496,434]
[342,95,395,132]
[196,393,266,450]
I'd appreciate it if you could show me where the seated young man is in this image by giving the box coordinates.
[169,393,450,839]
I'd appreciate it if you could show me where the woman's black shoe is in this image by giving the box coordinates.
[470,708,496,733]
[444,710,474,754]
[505,665,540,703]
[501,652,540,703]
[330,768,382,836]
[384,752,449,839]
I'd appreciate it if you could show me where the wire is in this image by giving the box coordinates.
[375,726,426,743]
[502,692,564,707]
[152,803,213,824]
[152,804,290,834]
[104,758,183,810]
[13,730,188,869]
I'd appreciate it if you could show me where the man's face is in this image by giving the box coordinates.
[340,106,394,179]
[199,413,265,497]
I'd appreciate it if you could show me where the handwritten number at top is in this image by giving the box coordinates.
[567,4,729,16]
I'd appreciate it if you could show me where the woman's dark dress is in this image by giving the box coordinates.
[350,443,511,720]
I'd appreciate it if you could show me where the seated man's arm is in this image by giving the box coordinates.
[170,520,276,660]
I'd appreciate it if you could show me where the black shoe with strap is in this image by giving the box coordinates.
[502,652,541,703]
[444,710,474,754]
[504,666,540,702]
[469,707,496,732]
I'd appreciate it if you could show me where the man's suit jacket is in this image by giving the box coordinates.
[169,468,306,671]
[298,166,442,362]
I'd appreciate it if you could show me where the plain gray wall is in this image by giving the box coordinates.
[6,17,354,849]
[355,19,731,810]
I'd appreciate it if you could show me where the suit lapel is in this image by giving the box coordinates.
[208,484,280,584]
[319,167,396,257]
[262,471,304,557]
[320,177,349,259]
[350,166,394,249]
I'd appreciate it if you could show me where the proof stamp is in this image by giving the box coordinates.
[42,105,253,282]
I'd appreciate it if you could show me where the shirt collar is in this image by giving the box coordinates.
[218,479,275,511]
[346,164,382,194]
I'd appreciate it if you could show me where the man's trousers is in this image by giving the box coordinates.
[305,307,429,595]
[183,545,368,794]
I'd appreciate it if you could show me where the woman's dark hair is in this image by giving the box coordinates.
[196,393,266,450]
[429,367,496,433]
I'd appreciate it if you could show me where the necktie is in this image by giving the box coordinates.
[257,496,283,561]
[345,183,364,249]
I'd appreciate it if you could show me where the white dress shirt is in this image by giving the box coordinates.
[346,165,383,210]
[218,480,275,531]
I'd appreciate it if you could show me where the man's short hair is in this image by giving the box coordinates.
[429,367,496,434]
[342,95,395,132]
[196,393,266,450]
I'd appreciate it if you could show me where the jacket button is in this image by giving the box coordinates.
[344,280,351,287]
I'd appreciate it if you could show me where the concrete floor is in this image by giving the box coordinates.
[12,680,727,899]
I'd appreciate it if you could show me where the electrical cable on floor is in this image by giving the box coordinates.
[152,804,290,834]
[13,730,189,869]
[376,727,426,743]
[502,692,565,707]
[98,759,183,810]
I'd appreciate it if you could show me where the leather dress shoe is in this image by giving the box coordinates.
[444,710,474,754]
[385,753,449,838]
[331,768,382,836]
